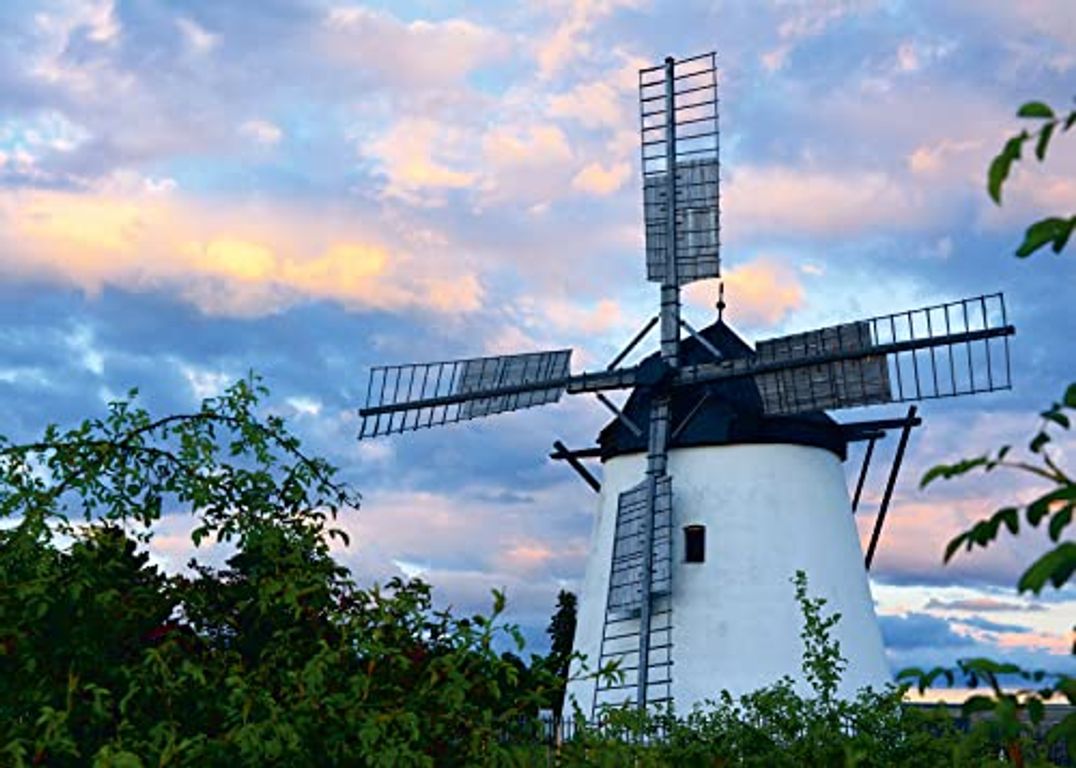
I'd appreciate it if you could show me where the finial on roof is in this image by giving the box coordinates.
[716,281,726,322]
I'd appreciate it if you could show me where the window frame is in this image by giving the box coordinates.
[684,524,706,564]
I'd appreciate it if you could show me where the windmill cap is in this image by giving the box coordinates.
[597,318,848,461]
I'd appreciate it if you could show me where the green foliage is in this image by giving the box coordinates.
[542,589,577,716]
[920,392,1075,594]
[988,98,1076,258]
[0,377,560,766]
[901,93,1076,768]
[910,386,1076,762]
[1,378,1067,765]
[551,571,1009,767]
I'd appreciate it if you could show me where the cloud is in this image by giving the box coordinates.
[893,39,956,75]
[320,482,592,632]
[878,611,976,650]
[533,0,644,80]
[176,17,218,54]
[907,139,982,175]
[0,187,483,316]
[683,259,805,329]
[366,118,478,205]
[762,0,877,73]
[323,7,510,88]
[26,0,126,94]
[530,296,627,337]
[571,161,631,195]
[955,616,1032,634]
[976,157,1076,233]
[924,596,1046,613]
[548,81,628,130]
[480,123,576,206]
[723,165,933,240]
[238,119,283,146]
[962,0,1076,50]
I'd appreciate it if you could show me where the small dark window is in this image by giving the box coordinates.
[684,525,705,563]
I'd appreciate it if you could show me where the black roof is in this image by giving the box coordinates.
[598,319,848,461]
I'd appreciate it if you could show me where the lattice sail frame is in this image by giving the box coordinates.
[607,478,673,614]
[359,349,572,438]
[641,52,720,285]
[750,293,1013,416]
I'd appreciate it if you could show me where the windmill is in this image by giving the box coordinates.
[357,53,1015,718]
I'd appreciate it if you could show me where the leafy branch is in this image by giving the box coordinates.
[921,383,1076,594]
[988,99,1076,258]
[0,374,359,548]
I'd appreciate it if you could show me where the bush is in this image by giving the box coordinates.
[0,378,558,766]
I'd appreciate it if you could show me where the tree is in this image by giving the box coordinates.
[0,376,559,766]
[544,589,578,716]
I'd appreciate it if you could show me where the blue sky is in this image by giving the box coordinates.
[0,0,1073,682]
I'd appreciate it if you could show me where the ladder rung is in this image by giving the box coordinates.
[605,607,671,619]
[601,624,672,642]
[598,678,672,691]
[599,659,673,673]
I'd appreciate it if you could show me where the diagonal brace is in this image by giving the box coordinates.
[595,393,644,437]
[550,440,601,493]
[864,405,919,570]
[607,316,659,371]
[679,319,723,362]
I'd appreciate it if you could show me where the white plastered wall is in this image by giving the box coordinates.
[565,443,891,718]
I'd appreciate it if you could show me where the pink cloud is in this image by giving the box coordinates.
[366,118,479,206]
[571,161,631,195]
[723,165,934,240]
[322,7,510,88]
[0,187,484,316]
[683,259,805,329]
[532,0,645,81]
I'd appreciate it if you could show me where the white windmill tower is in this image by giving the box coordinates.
[357,52,1015,720]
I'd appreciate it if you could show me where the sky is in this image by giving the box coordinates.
[0,0,1073,686]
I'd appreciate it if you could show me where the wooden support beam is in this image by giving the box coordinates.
[551,440,601,493]
[851,436,877,513]
[864,405,918,570]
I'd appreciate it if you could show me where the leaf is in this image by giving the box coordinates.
[1015,217,1076,258]
[1065,383,1076,408]
[1035,121,1056,160]
[1066,110,1076,131]
[961,694,996,717]
[1048,504,1072,542]
[988,132,1028,204]
[1018,542,1076,594]
[987,153,1012,205]
[920,456,988,488]
[1041,406,1071,429]
[996,506,1020,535]
[1017,101,1055,119]
[1030,431,1051,453]
[1027,485,1076,525]
[944,532,968,563]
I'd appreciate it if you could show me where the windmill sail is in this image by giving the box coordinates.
[606,478,672,613]
[674,293,1015,415]
[754,321,892,415]
[593,476,674,713]
[456,350,571,418]
[359,349,572,438]
[641,52,720,285]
